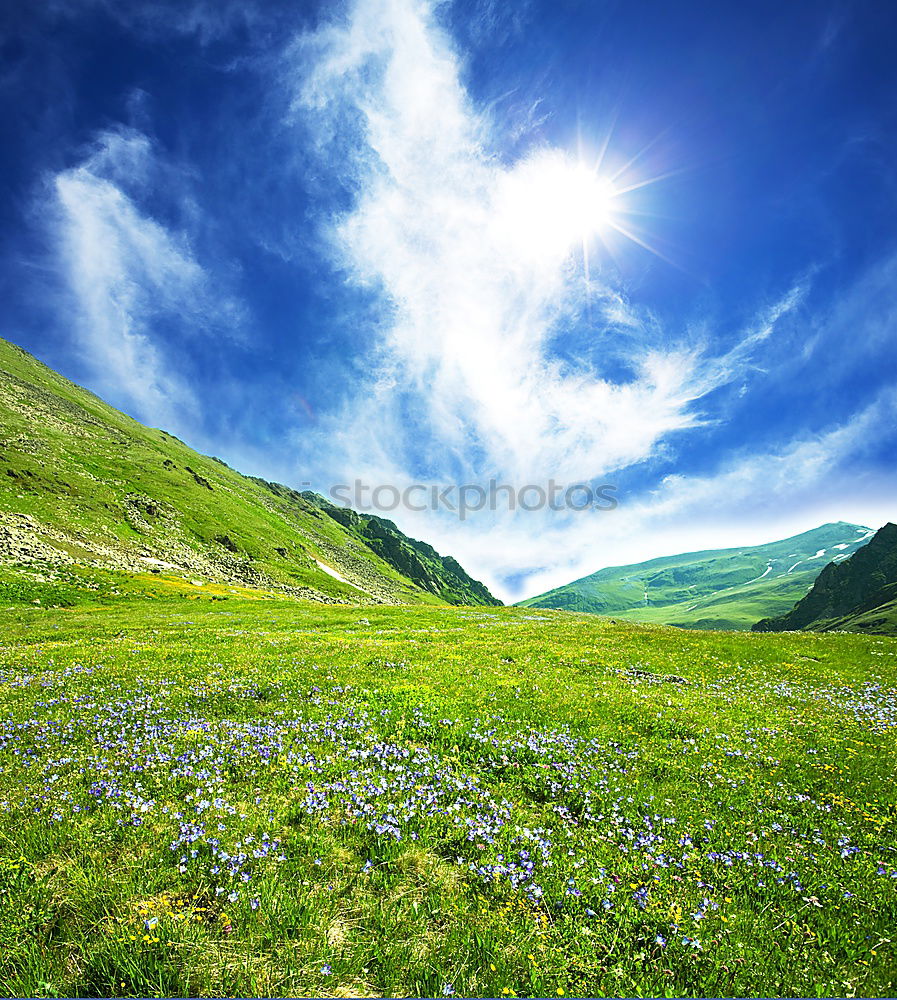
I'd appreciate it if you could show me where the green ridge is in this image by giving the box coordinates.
[518,522,874,629]
[0,336,499,607]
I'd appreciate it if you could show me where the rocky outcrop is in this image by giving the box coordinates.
[298,492,502,606]
[754,523,897,633]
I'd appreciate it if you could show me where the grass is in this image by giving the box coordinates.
[826,595,897,635]
[0,582,894,998]
[606,572,837,631]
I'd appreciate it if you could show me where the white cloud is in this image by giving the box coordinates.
[51,128,239,431]
[293,0,747,485]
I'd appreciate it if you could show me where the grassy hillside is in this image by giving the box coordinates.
[0,594,894,998]
[518,523,874,629]
[756,522,897,635]
[824,586,897,634]
[0,337,498,607]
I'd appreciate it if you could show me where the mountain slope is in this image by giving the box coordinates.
[0,337,500,606]
[754,522,897,634]
[297,491,500,606]
[517,523,873,629]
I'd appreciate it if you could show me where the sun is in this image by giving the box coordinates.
[492,151,621,268]
[492,140,676,277]
[563,162,618,238]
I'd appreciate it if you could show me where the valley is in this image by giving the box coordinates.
[0,340,894,998]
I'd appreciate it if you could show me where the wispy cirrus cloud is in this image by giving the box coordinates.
[288,0,806,493]
[291,0,742,486]
[40,0,269,46]
[50,127,243,431]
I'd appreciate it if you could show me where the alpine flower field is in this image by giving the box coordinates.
[0,597,894,997]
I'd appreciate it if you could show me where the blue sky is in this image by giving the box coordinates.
[2,0,896,601]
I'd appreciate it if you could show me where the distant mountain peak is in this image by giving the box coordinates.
[517,522,872,630]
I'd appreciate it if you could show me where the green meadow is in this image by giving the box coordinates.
[0,581,894,998]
